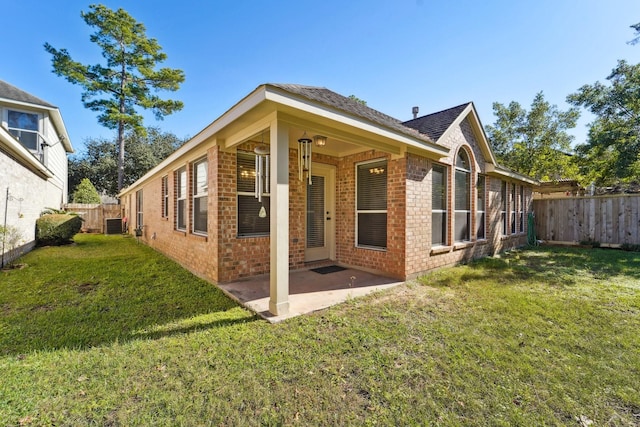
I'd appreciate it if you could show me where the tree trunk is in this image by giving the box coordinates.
[117,120,125,193]
[117,56,126,193]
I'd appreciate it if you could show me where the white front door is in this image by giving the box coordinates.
[305,163,335,262]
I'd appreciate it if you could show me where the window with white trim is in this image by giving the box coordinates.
[432,163,447,246]
[136,190,143,228]
[476,175,486,239]
[7,109,40,154]
[519,185,525,233]
[511,183,516,234]
[192,158,208,234]
[356,159,387,250]
[501,180,507,235]
[237,151,269,237]
[161,175,169,218]
[454,150,471,242]
[176,166,187,231]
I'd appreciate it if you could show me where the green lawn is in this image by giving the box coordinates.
[1,234,639,426]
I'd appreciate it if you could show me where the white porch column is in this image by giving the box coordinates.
[269,120,290,316]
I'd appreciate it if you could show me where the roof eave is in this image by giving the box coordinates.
[0,127,54,179]
[264,85,448,158]
[0,97,73,153]
[485,164,539,185]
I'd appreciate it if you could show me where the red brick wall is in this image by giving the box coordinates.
[126,145,218,282]
[334,151,406,279]
[402,118,532,279]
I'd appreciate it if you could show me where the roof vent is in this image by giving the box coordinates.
[412,106,419,119]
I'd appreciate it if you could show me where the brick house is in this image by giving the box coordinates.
[119,84,536,316]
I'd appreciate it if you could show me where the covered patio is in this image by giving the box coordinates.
[218,266,404,323]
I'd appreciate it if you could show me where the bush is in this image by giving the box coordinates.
[621,243,640,252]
[36,214,83,246]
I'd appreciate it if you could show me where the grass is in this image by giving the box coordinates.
[1,235,639,426]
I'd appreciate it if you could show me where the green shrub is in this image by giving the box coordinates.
[36,214,83,246]
[621,243,640,252]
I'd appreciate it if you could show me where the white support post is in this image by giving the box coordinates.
[269,120,290,316]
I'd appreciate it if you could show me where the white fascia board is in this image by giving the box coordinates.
[47,108,73,153]
[0,98,74,153]
[485,163,538,185]
[438,103,498,165]
[120,86,270,198]
[264,88,448,157]
[0,127,53,178]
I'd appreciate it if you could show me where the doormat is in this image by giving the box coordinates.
[310,265,347,275]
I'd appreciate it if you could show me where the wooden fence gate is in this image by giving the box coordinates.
[533,195,640,245]
[66,203,122,234]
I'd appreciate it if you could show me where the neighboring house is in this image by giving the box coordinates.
[119,84,537,316]
[0,80,73,266]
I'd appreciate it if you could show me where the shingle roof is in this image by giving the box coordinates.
[0,80,56,108]
[402,103,471,142]
[268,83,435,144]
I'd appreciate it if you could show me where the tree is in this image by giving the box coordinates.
[567,60,640,185]
[628,22,640,45]
[485,92,580,181]
[44,4,185,192]
[69,127,184,196]
[348,95,367,105]
[72,178,101,203]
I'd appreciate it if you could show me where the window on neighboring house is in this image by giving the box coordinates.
[136,190,143,228]
[356,159,387,250]
[192,158,208,235]
[7,110,40,154]
[454,150,471,242]
[237,151,269,237]
[511,183,516,234]
[432,163,447,246]
[501,180,507,235]
[176,166,187,231]
[476,175,486,240]
[519,185,525,233]
[161,175,169,218]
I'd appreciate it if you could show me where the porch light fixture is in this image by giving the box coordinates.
[298,131,313,184]
[313,135,327,147]
[254,142,270,203]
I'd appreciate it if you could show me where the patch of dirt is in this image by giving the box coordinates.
[1,263,27,271]
[31,304,54,312]
[77,282,99,294]
[1,303,13,315]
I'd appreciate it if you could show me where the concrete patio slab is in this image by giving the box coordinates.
[218,266,404,323]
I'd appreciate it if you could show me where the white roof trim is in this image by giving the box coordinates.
[437,103,498,165]
[265,85,448,157]
[1,98,73,153]
[486,164,539,185]
[0,127,53,178]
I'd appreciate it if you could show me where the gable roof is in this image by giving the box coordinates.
[0,80,73,153]
[0,80,56,108]
[402,103,470,141]
[268,84,435,144]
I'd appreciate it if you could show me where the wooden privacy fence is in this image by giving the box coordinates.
[66,203,121,234]
[533,195,640,245]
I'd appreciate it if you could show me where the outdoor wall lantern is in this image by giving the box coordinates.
[298,131,313,184]
[313,134,327,147]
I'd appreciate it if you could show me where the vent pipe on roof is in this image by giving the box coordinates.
[412,106,419,119]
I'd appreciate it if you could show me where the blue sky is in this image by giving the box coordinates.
[4,1,640,154]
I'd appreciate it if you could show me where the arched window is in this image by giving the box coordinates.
[454,149,471,242]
